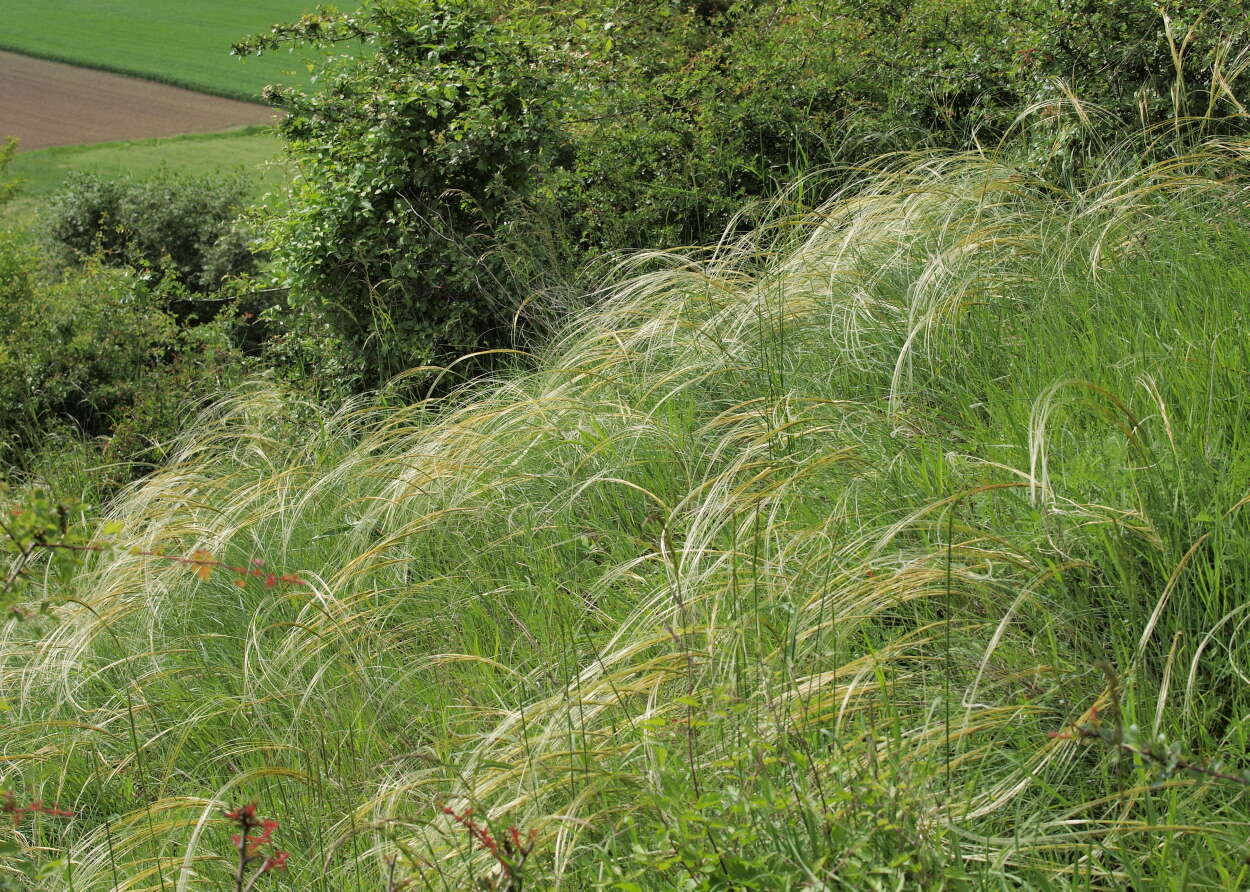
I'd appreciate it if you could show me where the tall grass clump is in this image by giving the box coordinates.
[3,132,1250,889]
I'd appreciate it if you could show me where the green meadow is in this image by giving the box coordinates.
[5,143,1250,888]
[3,1,1250,887]
[2,128,287,223]
[0,1,357,100]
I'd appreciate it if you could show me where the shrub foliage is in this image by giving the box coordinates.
[241,0,1250,387]
[244,2,566,383]
[0,233,250,472]
[43,170,258,294]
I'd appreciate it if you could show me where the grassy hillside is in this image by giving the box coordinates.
[2,127,287,223]
[3,142,1250,888]
[0,1,358,100]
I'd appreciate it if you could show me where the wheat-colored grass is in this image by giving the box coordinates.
[3,138,1250,889]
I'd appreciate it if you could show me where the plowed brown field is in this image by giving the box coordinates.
[0,50,278,151]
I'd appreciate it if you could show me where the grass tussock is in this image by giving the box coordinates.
[5,139,1250,889]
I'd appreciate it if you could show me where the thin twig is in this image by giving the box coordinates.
[1051,720,1250,787]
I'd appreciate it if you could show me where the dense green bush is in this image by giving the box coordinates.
[241,0,567,384]
[245,0,1250,389]
[43,171,259,295]
[0,256,175,461]
[866,0,1250,142]
[0,161,259,479]
[557,0,1250,253]
[0,138,19,210]
[0,236,252,471]
[103,318,254,470]
[544,2,898,255]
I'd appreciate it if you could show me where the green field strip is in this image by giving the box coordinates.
[3,127,289,222]
[0,1,359,101]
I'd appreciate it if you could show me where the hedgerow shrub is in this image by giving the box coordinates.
[1,161,257,477]
[0,138,19,209]
[0,259,175,461]
[103,317,254,470]
[544,1,903,256]
[242,1,567,384]
[43,171,259,295]
[865,0,1250,144]
[563,0,1250,252]
[0,240,252,472]
[245,0,1250,389]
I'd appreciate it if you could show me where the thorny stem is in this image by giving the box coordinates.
[0,790,75,826]
[2,533,305,606]
[224,805,288,892]
[1050,716,1250,787]
[441,806,536,891]
[36,542,304,585]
